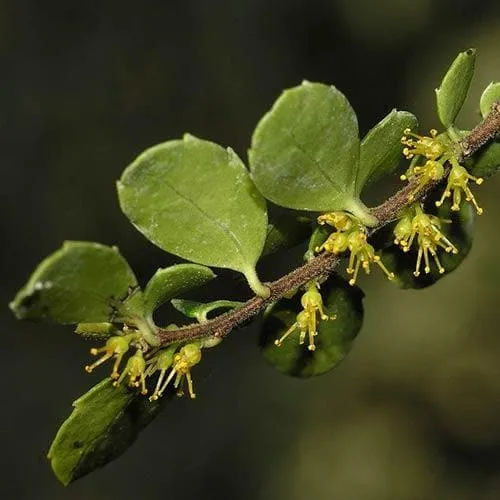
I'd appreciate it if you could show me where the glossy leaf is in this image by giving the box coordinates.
[75,322,119,339]
[468,141,500,178]
[10,242,137,324]
[358,110,418,190]
[262,207,312,257]
[118,135,268,293]
[140,264,216,315]
[303,226,330,262]
[381,202,474,289]
[47,379,164,485]
[480,82,500,118]
[171,298,242,323]
[249,82,364,213]
[260,276,364,377]
[436,48,476,128]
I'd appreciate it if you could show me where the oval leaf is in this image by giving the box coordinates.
[171,298,242,323]
[262,206,312,257]
[358,110,418,190]
[118,135,268,285]
[249,81,360,212]
[47,379,164,485]
[436,48,476,128]
[381,202,474,289]
[468,141,500,178]
[141,264,216,315]
[480,82,500,118]
[10,242,137,324]
[260,276,364,377]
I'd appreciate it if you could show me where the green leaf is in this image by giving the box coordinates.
[304,226,330,262]
[260,276,364,377]
[480,82,500,118]
[118,135,269,296]
[381,201,474,289]
[249,82,375,225]
[10,242,137,324]
[358,110,418,190]
[75,323,120,339]
[468,140,500,178]
[262,207,312,257]
[140,264,216,315]
[47,379,164,485]
[436,48,476,128]
[171,298,242,323]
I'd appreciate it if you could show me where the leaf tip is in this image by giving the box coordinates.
[47,454,72,487]
[182,133,197,142]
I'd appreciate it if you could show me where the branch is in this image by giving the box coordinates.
[158,103,500,345]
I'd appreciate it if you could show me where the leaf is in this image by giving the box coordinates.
[171,298,242,323]
[47,379,164,485]
[436,48,476,128]
[260,276,364,377]
[249,82,364,213]
[75,323,120,339]
[303,226,330,262]
[140,264,216,315]
[357,110,418,190]
[118,135,268,295]
[381,201,474,289]
[468,140,500,178]
[262,206,312,257]
[480,82,500,118]
[10,242,137,324]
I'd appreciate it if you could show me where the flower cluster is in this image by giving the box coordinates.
[393,204,458,277]
[400,128,447,201]
[274,283,336,351]
[147,343,202,400]
[435,159,484,215]
[317,211,395,286]
[400,128,484,214]
[85,328,202,400]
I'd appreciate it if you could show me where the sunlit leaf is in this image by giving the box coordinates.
[480,82,500,118]
[139,264,216,315]
[249,82,375,223]
[435,48,476,128]
[171,298,242,323]
[358,110,418,190]
[118,135,268,293]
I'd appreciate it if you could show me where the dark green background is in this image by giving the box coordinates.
[2,1,500,498]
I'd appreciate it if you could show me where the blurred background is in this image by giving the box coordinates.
[2,0,500,498]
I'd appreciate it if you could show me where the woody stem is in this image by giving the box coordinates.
[158,102,500,345]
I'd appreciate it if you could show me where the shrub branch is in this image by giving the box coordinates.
[158,103,500,345]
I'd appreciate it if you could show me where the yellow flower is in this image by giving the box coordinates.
[401,128,445,161]
[149,343,202,400]
[393,204,458,276]
[317,211,354,231]
[85,333,138,379]
[113,349,148,395]
[275,284,335,351]
[400,129,449,200]
[400,160,446,201]
[435,161,484,215]
[346,230,395,286]
[316,231,349,254]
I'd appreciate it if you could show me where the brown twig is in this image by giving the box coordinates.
[158,103,500,345]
